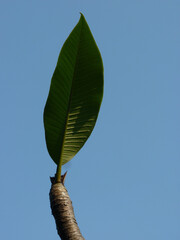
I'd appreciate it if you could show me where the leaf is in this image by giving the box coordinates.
[43,14,103,167]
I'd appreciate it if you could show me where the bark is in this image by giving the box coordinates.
[49,174,85,240]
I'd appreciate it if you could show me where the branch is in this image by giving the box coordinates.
[49,174,85,240]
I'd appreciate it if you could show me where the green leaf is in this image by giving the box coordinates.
[43,14,103,169]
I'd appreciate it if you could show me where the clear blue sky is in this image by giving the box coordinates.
[0,1,180,239]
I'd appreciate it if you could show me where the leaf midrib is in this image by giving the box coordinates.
[58,18,84,167]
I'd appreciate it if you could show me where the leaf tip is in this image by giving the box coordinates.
[79,12,86,21]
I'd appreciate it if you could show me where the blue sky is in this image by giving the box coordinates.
[0,1,180,239]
